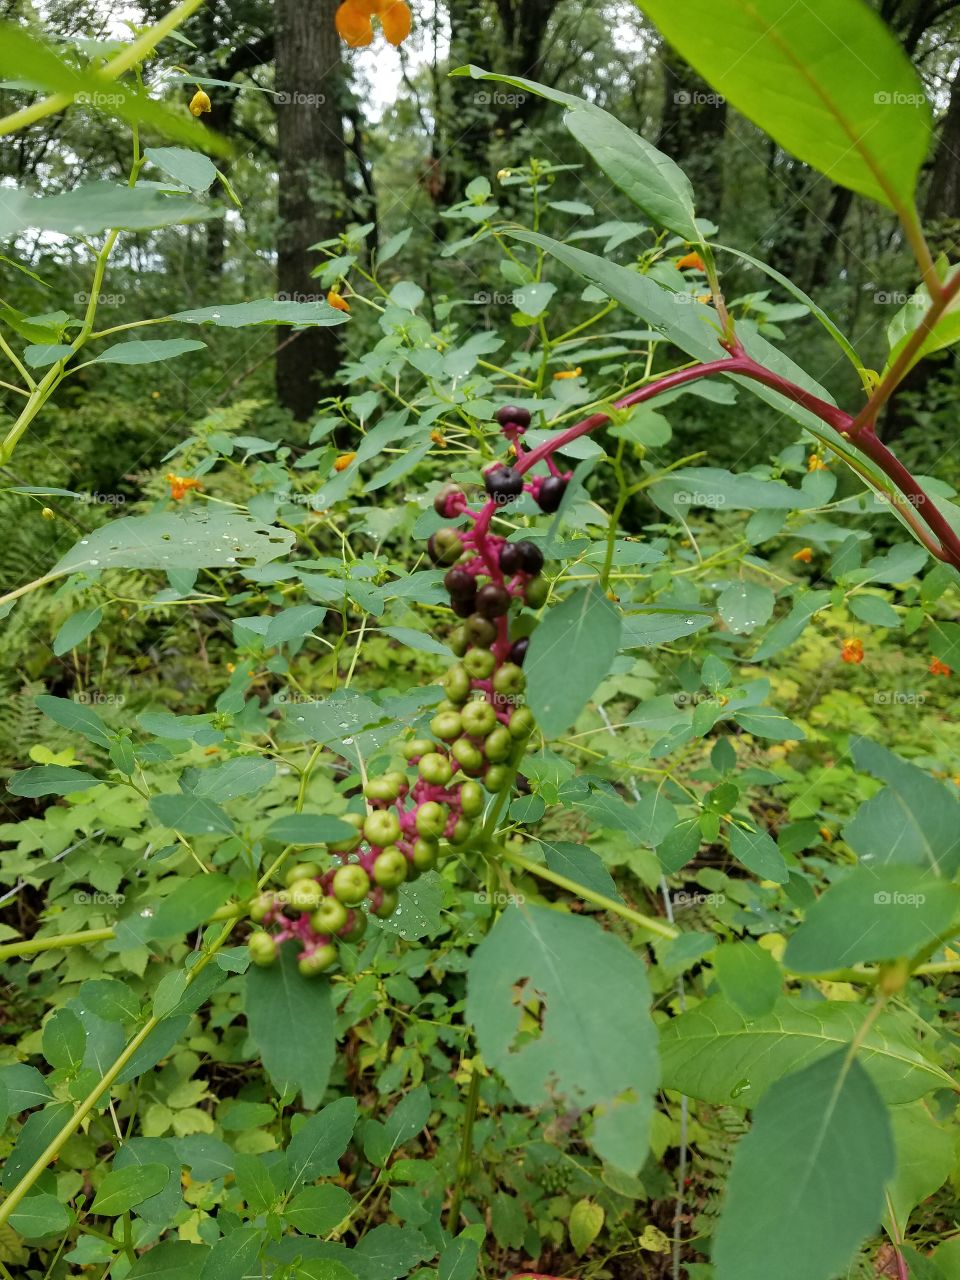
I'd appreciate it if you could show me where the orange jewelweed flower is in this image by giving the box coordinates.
[929,657,952,676]
[792,546,813,563]
[430,430,446,447]
[189,89,211,116]
[327,289,350,313]
[676,251,706,272]
[808,453,828,471]
[841,637,865,665]
[336,0,410,47]
[166,473,201,501]
[553,367,582,380]
[334,452,357,472]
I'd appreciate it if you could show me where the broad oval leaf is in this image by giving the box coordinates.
[245,944,335,1108]
[526,584,621,736]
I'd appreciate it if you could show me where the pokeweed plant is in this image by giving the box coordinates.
[1,3,960,1280]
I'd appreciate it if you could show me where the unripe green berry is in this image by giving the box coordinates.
[364,810,402,847]
[339,910,368,943]
[508,706,536,739]
[465,614,498,647]
[451,736,485,773]
[333,863,371,905]
[449,625,470,657]
[248,930,277,966]
[285,862,321,887]
[329,811,364,853]
[364,775,401,802]
[286,878,325,913]
[484,764,511,791]
[416,801,448,838]
[430,710,463,741]
[249,892,274,923]
[372,889,399,919]
[463,648,496,679]
[492,663,525,697]
[411,837,439,871]
[483,725,513,763]
[443,664,471,703]
[298,944,338,976]
[524,577,549,608]
[459,780,485,818]
[401,738,434,760]
[310,896,349,935]
[449,817,473,845]
[419,752,453,786]
[373,846,408,889]
[461,699,498,737]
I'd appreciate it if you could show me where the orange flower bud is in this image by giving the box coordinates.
[676,251,706,271]
[336,0,374,45]
[929,657,952,677]
[327,289,350,312]
[553,367,582,380]
[189,89,211,116]
[841,637,864,665]
[792,547,813,563]
[381,0,412,45]
[166,473,202,501]
[334,452,357,472]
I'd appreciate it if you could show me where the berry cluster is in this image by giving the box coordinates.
[248,404,566,976]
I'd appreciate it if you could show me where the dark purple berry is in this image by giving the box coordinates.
[509,637,529,665]
[452,597,475,618]
[484,466,523,504]
[428,528,464,566]
[495,405,531,428]
[515,540,544,574]
[475,583,511,618]
[499,542,521,575]
[536,476,567,514]
[434,484,464,517]
[444,567,476,600]
[516,773,531,794]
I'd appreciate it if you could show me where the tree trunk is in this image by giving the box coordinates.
[656,47,727,212]
[275,0,347,420]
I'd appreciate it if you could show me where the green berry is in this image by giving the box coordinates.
[451,736,485,773]
[484,764,511,791]
[465,614,498,647]
[459,780,485,818]
[419,752,453,786]
[329,811,364,853]
[332,864,371,905]
[364,775,401,802]
[249,893,274,923]
[339,910,368,943]
[416,801,448,838]
[310,896,349,935]
[298,944,338,976]
[483,725,513,763]
[411,837,439,871]
[449,625,469,657]
[463,648,496,679]
[372,889,400,919]
[508,706,536,739]
[430,710,463,741]
[285,862,321,887]
[524,577,549,608]
[461,700,497,737]
[401,737,435,760]
[449,817,473,845]
[443,664,471,703]
[248,931,277,966]
[286,878,325,913]
[364,810,402,847]
[373,847,409,889]
[429,528,465,566]
[492,663,525,697]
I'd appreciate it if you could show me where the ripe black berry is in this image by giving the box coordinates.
[444,567,476,600]
[509,637,529,665]
[536,476,567,514]
[475,583,511,617]
[515,539,544,574]
[451,597,474,618]
[499,542,521,575]
[495,405,531,428]
[484,466,523,504]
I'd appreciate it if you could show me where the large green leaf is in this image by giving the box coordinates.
[169,299,348,327]
[7,764,102,796]
[0,183,213,239]
[525,585,621,737]
[286,1097,357,1190]
[90,339,206,366]
[452,66,699,238]
[90,1163,169,1216]
[144,146,218,192]
[245,945,335,1108]
[712,1051,894,1280]
[466,905,658,1173]
[885,1102,955,1231]
[637,0,930,209]
[660,996,952,1104]
[52,511,294,578]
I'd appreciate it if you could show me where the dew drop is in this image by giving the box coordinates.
[139,907,154,918]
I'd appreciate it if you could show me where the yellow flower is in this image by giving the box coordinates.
[553,367,582,380]
[496,169,511,181]
[792,546,813,563]
[334,452,356,472]
[327,289,350,313]
[189,88,212,117]
[41,507,55,520]
[807,453,828,471]
[676,251,706,272]
[841,637,864,665]
[167,473,202,501]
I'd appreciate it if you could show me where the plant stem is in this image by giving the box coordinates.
[446,1059,482,1231]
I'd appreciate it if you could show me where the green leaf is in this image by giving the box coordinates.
[712,1051,894,1280]
[0,1064,52,1114]
[712,942,781,1017]
[150,793,234,837]
[784,865,960,972]
[439,1235,481,1280]
[143,874,234,940]
[52,607,103,656]
[128,1242,211,1278]
[0,183,213,238]
[659,996,952,1104]
[144,146,218,191]
[569,1198,604,1256]
[287,1096,358,1189]
[23,342,73,368]
[265,813,357,845]
[728,822,788,883]
[363,1087,431,1166]
[717,581,775,635]
[467,905,658,1173]
[284,1184,354,1234]
[2,1103,73,1189]
[90,338,206,366]
[526,585,621,736]
[636,0,930,209]
[541,840,622,903]
[169,299,347,327]
[265,604,327,646]
[844,737,960,877]
[193,757,276,802]
[7,764,102,796]
[36,693,111,746]
[53,511,294,578]
[8,1192,71,1238]
[848,593,900,627]
[91,1163,169,1215]
[453,66,699,238]
[245,944,335,1108]
[42,1008,86,1070]
[886,1102,954,1230]
[198,1227,263,1280]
